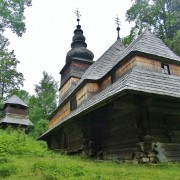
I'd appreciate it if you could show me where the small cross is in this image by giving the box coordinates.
[115,15,120,40]
[115,15,120,27]
[75,8,81,25]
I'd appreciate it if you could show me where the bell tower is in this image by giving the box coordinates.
[59,9,94,103]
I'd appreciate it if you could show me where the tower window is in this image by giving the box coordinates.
[161,63,170,75]
[70,96,77,111]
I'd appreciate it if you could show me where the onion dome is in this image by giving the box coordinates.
[66,11,94,63]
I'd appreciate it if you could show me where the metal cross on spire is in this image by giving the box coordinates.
[75,8,81,25]
[115,15,121,40]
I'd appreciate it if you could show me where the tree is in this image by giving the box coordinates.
[124,0,180,55]
[0,41,24,100]
[0,0,32,100]
[28,71,58,137]
[0,0,32,37]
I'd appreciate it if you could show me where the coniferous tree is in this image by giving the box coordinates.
[28,71,58,137]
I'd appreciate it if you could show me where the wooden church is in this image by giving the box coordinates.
[38,12,180,162]
[0,95,33,130]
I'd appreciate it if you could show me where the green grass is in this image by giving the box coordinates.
[0,154,180,180]
[0,129,180,180]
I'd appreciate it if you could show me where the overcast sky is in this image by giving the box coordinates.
[5,0,133,95]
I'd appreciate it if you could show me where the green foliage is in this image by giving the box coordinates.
[31,119,49,138]
[125,0,180,55]
[168,30,180,56]
[0,164,17,178]
[0,128,50,157]
[32,161,86,179]
[28,71,58,138]
[0,0,32,101]
[0,0,32,37]
[0,131,179,179]
[0,41,24,100]
[8,89,30,104]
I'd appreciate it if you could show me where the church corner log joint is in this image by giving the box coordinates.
[38,13,180,163]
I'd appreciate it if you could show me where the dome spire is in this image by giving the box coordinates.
[75,8,81,25]
[66,9,94,63]
[115,15,120,40]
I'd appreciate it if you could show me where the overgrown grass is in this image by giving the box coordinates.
[0,129,180,179]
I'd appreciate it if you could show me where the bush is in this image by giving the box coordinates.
[0,128,50,157]
[0,164,16,178]
[32,160,87,178]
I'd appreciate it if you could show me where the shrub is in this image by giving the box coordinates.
[0,129,50,157]
[0,164,16,178]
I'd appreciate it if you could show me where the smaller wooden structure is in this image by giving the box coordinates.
[0,95,33,130]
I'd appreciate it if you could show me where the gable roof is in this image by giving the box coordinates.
[119,27,180,62]
[75,27,180,83]
[57,27,180,112]
[38,66,180,139]
[4,95,28,108]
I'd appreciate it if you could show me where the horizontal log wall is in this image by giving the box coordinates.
[116,55,180,80]
[149,112,180,143]
[49,101,70,128]
[77,83,100,106]
[102,110,139,160]
[49,121,83,152]
[59,77,79,97]
[5,107,28,116]
[66,121,83,151]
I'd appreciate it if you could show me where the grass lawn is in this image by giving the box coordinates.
[0,154,180,180]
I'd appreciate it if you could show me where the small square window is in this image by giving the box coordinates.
[161,63,170,74]
[70,96,77,111]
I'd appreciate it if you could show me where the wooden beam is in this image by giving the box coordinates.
[149,106,180,116]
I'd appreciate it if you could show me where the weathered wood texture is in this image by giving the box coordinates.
[59,77,79,97]
[48,120,83,153]
[77,83,100,106]
[116,55,180,79]
[102,109,139,160]
[49,102,70,128]
[50,82,100,129]
[4,107,28,116]
[60,61,92,87]
[101,76,111,90]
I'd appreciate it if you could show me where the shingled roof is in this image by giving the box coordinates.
[58,38,125,104]
[0,114,33,126]
[39,27,180,139]
[4,95,28,108]
[76,27,180,83]
[59,27,180,106]
[38,66,180,139]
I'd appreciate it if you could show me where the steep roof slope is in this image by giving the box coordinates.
[39,66,180,139]
[4,95,28,108]
[59,27,180,106]
[77,27,180,83]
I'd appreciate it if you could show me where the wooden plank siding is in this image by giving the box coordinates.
[4,107,28,116]
[49,101,70,128]
[50,83,100,129]
[59,77,79,97]
[116,56,180,80]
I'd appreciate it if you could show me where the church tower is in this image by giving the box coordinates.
[59,10,94,103]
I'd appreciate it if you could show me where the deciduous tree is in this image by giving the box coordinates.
[0,42,24,100]
[124,0,180,55]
